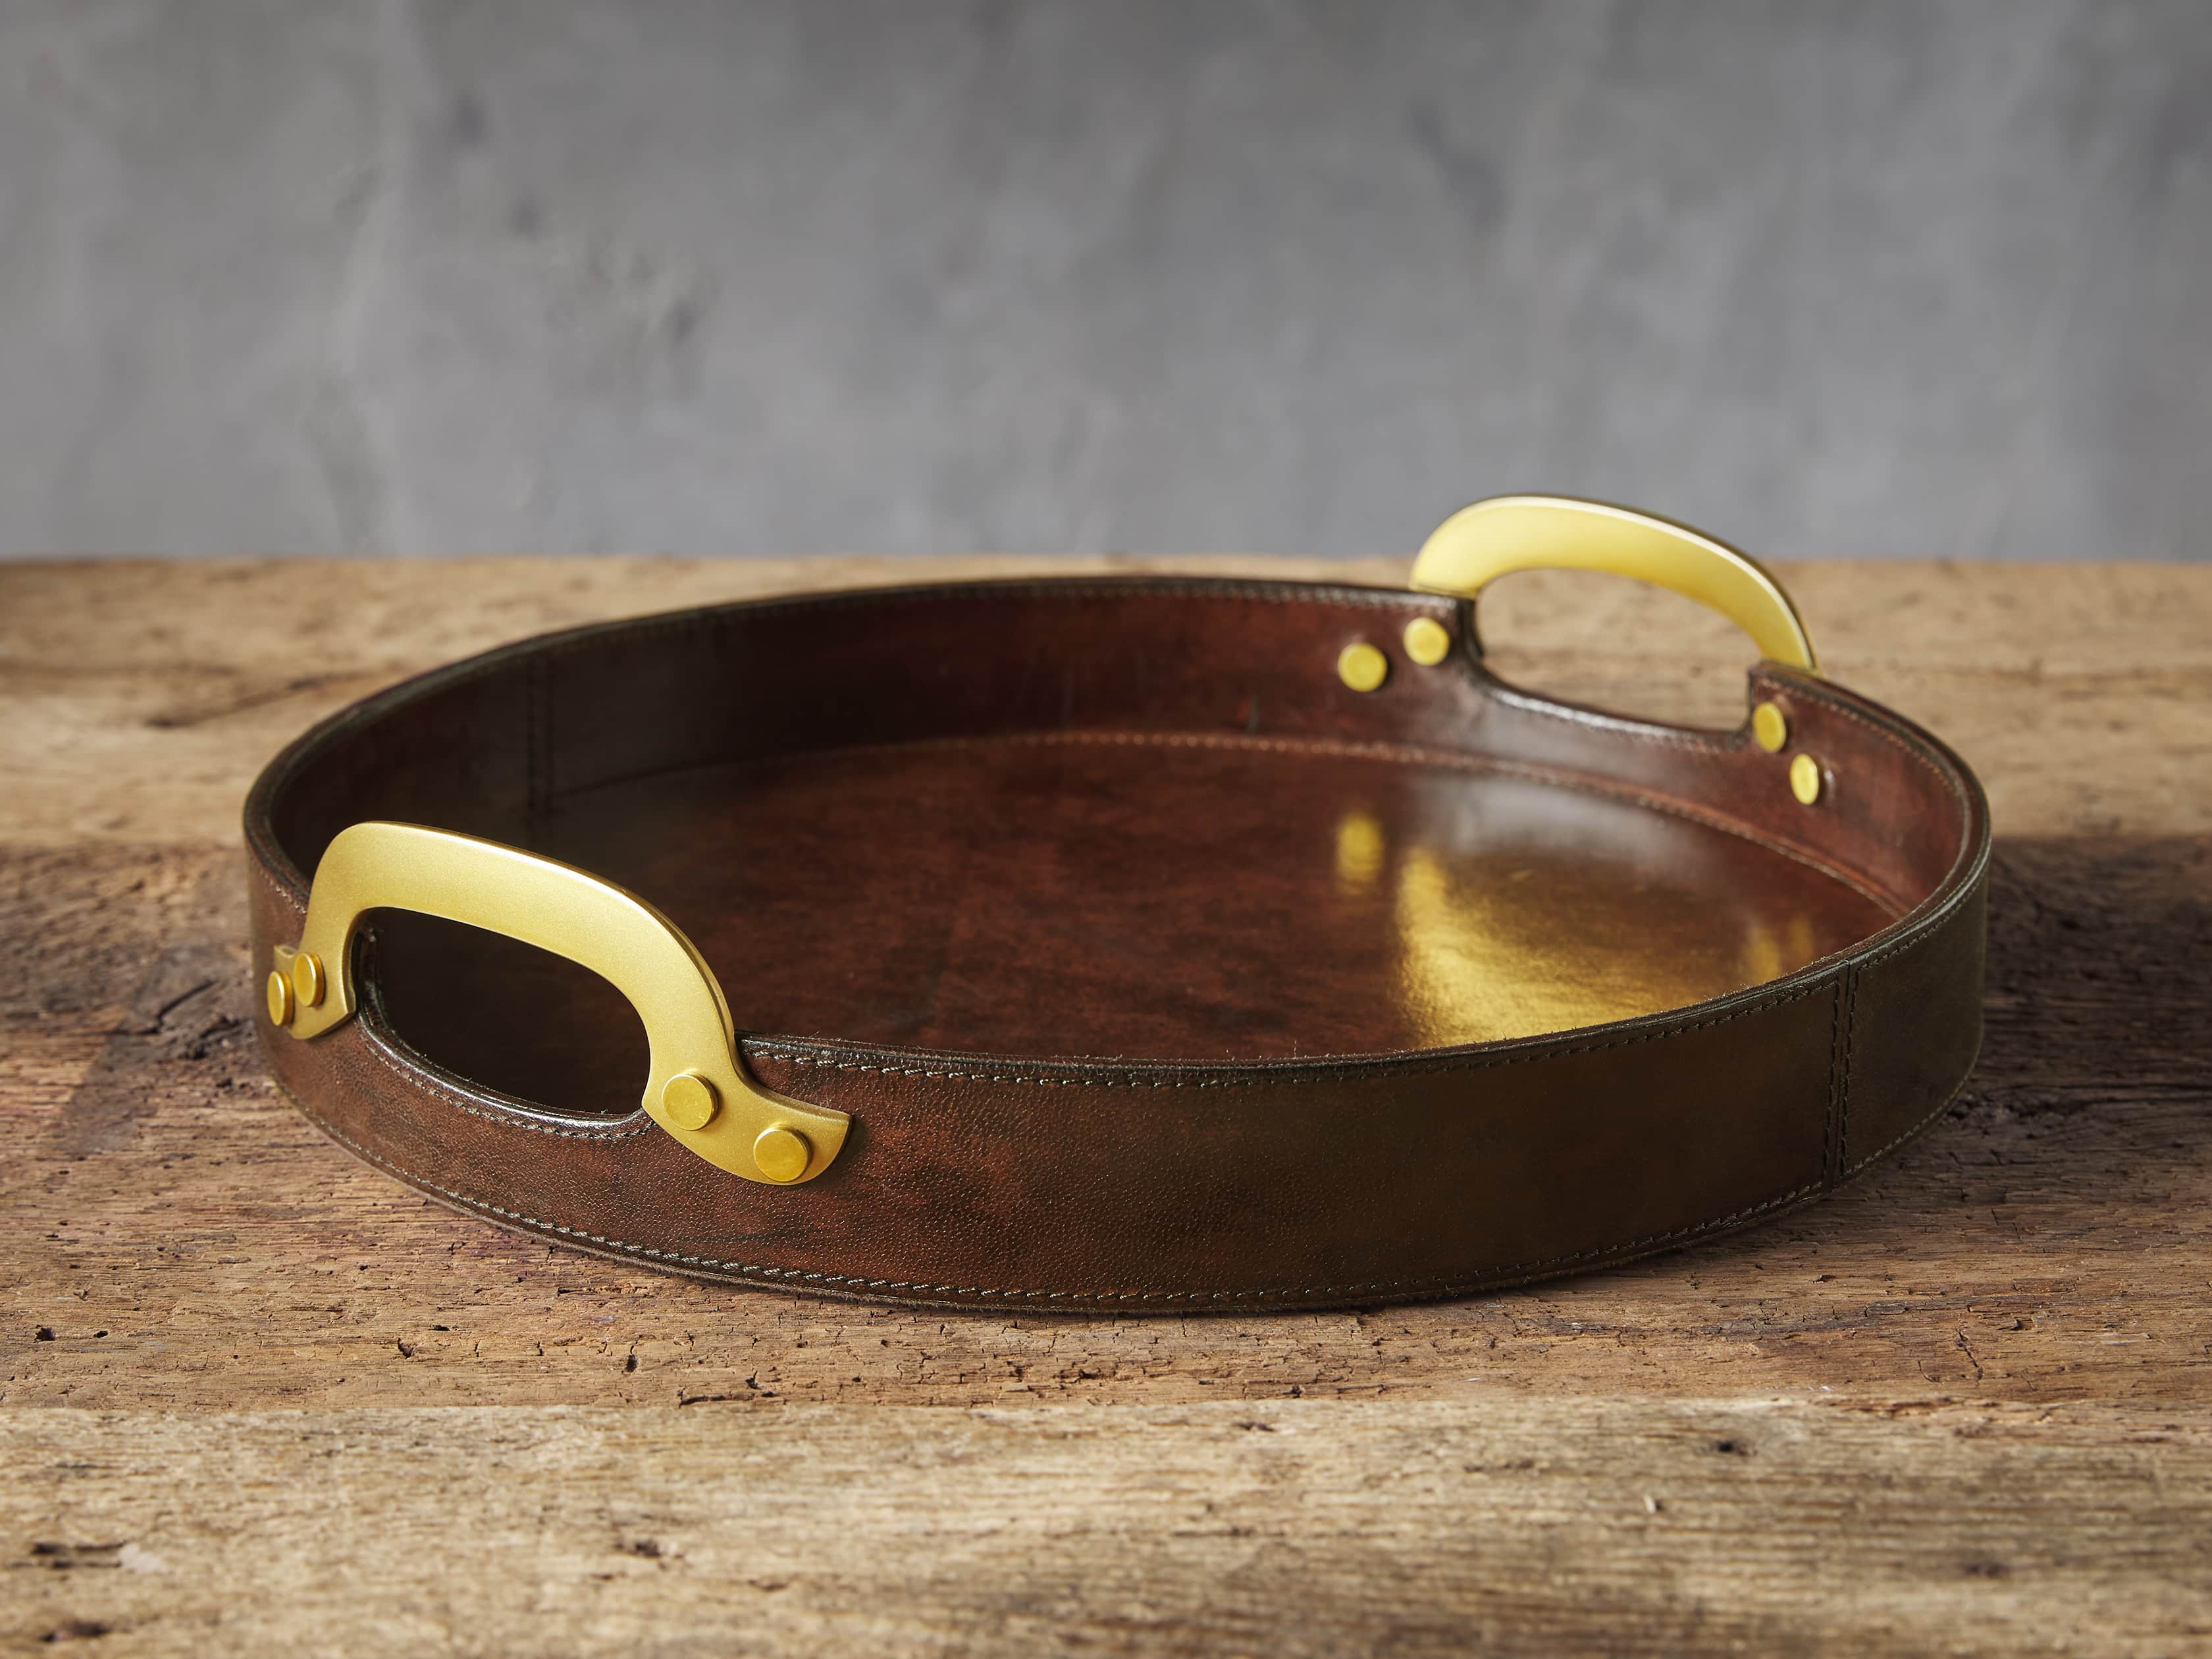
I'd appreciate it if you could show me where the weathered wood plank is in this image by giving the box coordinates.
[5,1400,2209,1655]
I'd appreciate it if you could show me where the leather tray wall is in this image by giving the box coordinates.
[246,576,1989,1312]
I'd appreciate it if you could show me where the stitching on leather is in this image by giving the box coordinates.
[1471,677,1731,754]
[1823,978,1843,1184]
[1755,674,1988,949]
[1838,962,1859,1169]
[538,581,1442,665]
[252,857,307,917]
[327,970,1831,1113]
[1842,1080,1963,1178]
[764,978,1830,1089]
[1854,849,1986,974]
[1774,676,1972,818]
[278,1081,1820,1304]
[356,1023,654,1141]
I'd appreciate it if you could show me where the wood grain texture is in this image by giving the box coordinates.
[7,1401,2209,1656]
[3,558,2209,1652]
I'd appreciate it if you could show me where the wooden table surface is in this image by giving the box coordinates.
[3,557,2209,1655]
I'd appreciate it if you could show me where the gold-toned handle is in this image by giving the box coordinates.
[267,821,847,1186]
[1411,494,1820,673]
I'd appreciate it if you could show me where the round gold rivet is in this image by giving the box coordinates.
[290,951,326,1009]
[1402,616,1453,668]
[265,969,295,1027]
[1337,641,1389,693]
[660,1072,719,1131]
[1790,753,1825,806]
[753,1126,811,1184]
[1752,701,1789,753]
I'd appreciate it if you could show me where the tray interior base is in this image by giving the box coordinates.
[373,735,1893,1117]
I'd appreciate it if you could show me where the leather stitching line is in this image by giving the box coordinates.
[1470,676,1733,754]
[537,581,1446,662]
[1854,852,1986,974]
[251,857,307,917]
[1775,677,1972,818]
[355,1026,655,1141]
[250,810,1845,1100]
[764,980,1830,1088]
[280,1084,1820,1304]
[1823,978,1843,1185]
[1841,1081,1962,1178]
[1838,962,1860,1169]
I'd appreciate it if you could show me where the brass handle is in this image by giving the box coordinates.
[267,821,847,1186]
[1411,495,1820,673]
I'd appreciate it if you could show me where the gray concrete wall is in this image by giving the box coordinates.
[1,0,2207,560]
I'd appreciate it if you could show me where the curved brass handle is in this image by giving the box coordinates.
[1411,494,1820,673]
[266,822,847,1186]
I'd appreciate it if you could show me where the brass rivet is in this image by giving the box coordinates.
[1402,616,1452,667]
[291,951,326,1009]
[1752,701,1789,753]
[265,969,295,1027]
[753,1125,811,1184]
[1790,753,1825,806]
[661,1072,719,1131]
[1337,641,1389,693]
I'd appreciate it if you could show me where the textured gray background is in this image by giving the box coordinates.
[1,0,2207,561]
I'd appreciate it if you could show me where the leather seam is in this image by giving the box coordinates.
[766,980,1830,1088]
[356,1022,656,1141]
[1841,1080,1961,1178]
[1467,675,1733,754]
[1853,849,1986,974]
[1823,976,1843,1185]
[280,1082,1820,1304]
[252,857,307,916]
[537,581,1445,660]
[1774,677,1972,819]
[1837,962,1860,1170]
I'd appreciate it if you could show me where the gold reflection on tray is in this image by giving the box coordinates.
[1335,803,1830,1048]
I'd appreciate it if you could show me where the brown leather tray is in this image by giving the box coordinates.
[246,498,1989,1312]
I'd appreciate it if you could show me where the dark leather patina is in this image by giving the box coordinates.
[245,578,1989,1311]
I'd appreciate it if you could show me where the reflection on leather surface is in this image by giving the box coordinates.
[1340,780,1852,1048]
[373,735,1891,1113]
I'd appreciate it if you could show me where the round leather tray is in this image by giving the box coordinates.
[247,520,1989,1313]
